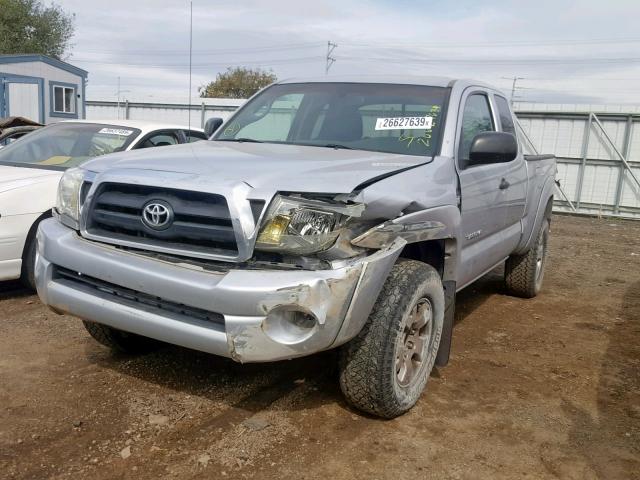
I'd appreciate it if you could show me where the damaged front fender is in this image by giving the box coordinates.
[351,219,446,248]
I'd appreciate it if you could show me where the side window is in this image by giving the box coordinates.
[139,132,180,149]
[459,94,495,164]
[494,95,516,135]
[184,130,207,143]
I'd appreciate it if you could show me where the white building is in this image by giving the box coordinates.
[0,54,88,124]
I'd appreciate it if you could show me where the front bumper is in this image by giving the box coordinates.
[35,219,402,362]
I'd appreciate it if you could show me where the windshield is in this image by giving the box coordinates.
[0,123,141,170]
[213,82,448,157]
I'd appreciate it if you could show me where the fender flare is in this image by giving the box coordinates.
[515,177,555,255]
[349,204,461,366]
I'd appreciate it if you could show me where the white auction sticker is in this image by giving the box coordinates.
[375,116,433,131]
[99,128,134,136]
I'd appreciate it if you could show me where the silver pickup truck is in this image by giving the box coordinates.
[35,76,556,418]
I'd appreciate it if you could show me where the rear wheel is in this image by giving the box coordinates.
[339,260,444,418]
[504,218,549,298]
[82,321,159,354]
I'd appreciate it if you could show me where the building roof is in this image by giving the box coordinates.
[0,54,88,78]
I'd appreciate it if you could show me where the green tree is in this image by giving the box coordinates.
[200,67,277,99]
[0,0,75,60]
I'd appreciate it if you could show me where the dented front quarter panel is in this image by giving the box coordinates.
[224,239,406,362]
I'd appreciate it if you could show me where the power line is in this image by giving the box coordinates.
[71,56,325,68]
[341,37,640,49]
[73,42,324,56]
[336,55,640,65]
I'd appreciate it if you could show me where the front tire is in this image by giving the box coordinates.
[339,260,444,418]
[82,321,159,354]
[504,218,550,298]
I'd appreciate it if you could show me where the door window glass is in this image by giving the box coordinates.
[459,94,495,164]
[184,130,207,142]
[139,132,179,148]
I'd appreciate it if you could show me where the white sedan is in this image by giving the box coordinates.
[0,120,207,288]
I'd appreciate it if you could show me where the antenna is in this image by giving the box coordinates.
[325,41,337,74]
[502,76,525,105]
[187,0,193,138]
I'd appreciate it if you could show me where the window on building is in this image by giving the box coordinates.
[53,85,76,114]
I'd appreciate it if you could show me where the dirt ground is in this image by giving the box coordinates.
[1,215,639,480]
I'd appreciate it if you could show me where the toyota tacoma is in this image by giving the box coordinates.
[35,76,556,418]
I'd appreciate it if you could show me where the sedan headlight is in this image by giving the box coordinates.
[56,167,85,226]
[255,195,361,255]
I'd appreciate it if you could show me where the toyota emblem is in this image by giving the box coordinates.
[142,200,173,230]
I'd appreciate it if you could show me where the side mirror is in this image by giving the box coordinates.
[467,132,518,167]
[204,117,224,138]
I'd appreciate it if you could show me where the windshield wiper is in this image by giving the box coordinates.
[319,143,353,150]
[217,137,263,143]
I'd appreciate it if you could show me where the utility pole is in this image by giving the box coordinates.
[187,0,193,137]
[502,76,525,105]
[325,41,337,74]
[115,77,130,119]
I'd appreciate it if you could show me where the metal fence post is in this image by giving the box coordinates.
[124,100,130,120]
[201,102,205,128]
[575,113,592,208]
[613,115,633,214]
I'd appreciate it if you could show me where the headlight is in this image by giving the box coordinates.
[255,195,360,255]
[56,167,85,227]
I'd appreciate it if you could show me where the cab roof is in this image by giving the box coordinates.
[276,75,496,91]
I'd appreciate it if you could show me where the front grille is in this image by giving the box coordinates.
[85,183,237,256]
[53,266,225,325]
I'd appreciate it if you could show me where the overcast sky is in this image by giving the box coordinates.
[56,0,640,105]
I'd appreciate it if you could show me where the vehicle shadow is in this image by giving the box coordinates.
[90,270,504,421]
[0,280,33,301]
[453,267,505,328]
[91,339,340,418]
[557,280,640,478]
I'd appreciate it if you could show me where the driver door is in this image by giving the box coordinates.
[456,89,514,288]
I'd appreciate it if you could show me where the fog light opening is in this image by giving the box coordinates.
[262,307,319,345]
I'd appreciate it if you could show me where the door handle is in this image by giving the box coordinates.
[499,178,510,190]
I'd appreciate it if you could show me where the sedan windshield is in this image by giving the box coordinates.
[214,82,448,157]
[0,123,141,170]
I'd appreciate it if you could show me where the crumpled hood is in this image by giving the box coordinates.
[0,165,61,194]
[82,141,430,193]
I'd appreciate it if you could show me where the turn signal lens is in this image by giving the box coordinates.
[257,214,291,245]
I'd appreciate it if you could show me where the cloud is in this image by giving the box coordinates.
[56,0,640,104]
